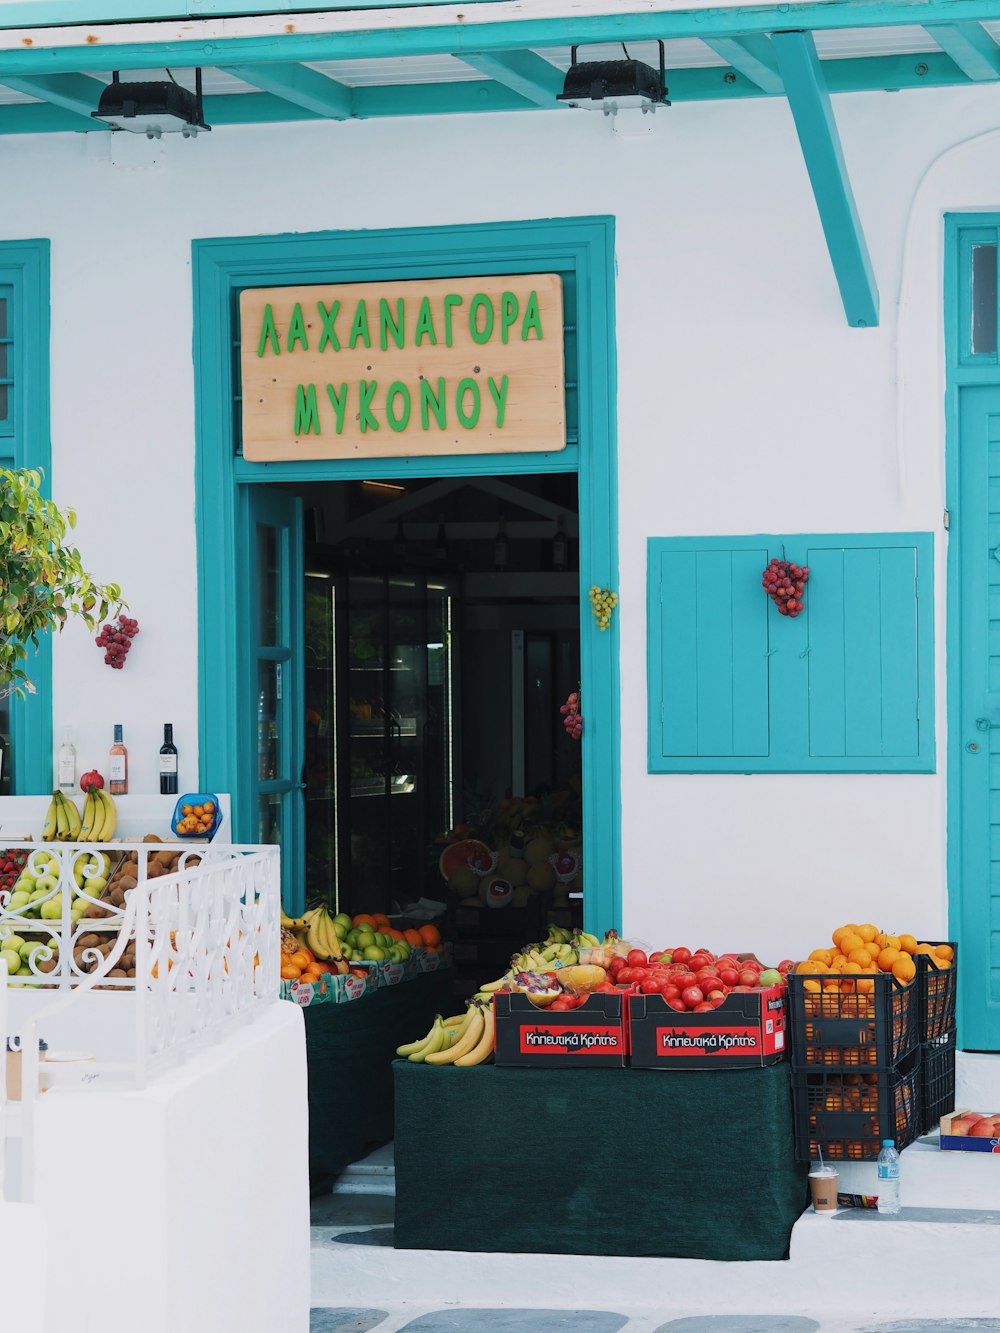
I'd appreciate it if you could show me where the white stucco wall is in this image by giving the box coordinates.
[2,82,999,957]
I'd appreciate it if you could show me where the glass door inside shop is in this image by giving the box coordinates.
[268,473,584,995]
[240,486,305,910]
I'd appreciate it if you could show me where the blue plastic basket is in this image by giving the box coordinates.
[171,793,222,839]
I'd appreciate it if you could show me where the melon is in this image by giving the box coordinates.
[438,838,494,881]
[525,837,555,866]
[526,861,556,893]
[447,865,478,896]
[502,859,528,888]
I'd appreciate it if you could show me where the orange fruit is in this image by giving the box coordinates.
[857,924,878,943]
[848,948,872,966]
[878,947,901,972]
[280,962,301,980]
[403,928,423,947]
[892,955,916,984]
[934,944,954,962]
[882,935,900,951]
[809,949,834,965]
[353,914,376,928]
[803,979,821,993]
[898,934,918,955]
[203,801,216,814]
[844,961,862,973]
[830,956,847,972]
[418,923,441,947]
[840,934,864,956]
[181,804,193,816]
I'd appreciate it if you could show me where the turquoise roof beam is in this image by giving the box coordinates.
[771,30,879,328]
[225,63,353,118]
[0,72,102,125]
[702,36,783,94]
[927,23,1000,80]
[458,49,565,106]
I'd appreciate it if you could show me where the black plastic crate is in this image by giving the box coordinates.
[791,1051,920,1163]
[787,971,918,1070]
[916,940,958,1042]
[920,1032,957,1134]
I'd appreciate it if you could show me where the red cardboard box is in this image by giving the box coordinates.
[494,989,630,1067]
[629,982,788,1069]
[939,1109,1000,1152]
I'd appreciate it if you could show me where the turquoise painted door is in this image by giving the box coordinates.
[240,487,305,913]
[956,385,1000,1049]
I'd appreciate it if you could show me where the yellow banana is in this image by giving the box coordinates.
[425,1003,485,1066]
[96,789,117,841]
[87,791,108,843]
[54,793,71,841]
[78,790,97,841]
[397,1019,439,1058]
[318,912,343,960]
[478,974,511,994]
[41,794,59,842]
[61,793,82,840]
[455,1003,496,1067]
[306,910,332,960]
[408,1017,446,1063]
[441,1012,470,1029]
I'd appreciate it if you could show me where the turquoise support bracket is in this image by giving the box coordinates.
[771,30,879,329]
[226,63,354,118]
[459,49,566,106]
[927,23,1000,80]
[0,73,103,124]
[703,36,783,93]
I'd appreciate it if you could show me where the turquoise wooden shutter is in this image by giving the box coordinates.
[648,533,934,774]
[649,539,771,768]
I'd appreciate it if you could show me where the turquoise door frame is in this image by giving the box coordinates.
[945,213,1000,1050]
[192,216,621,934]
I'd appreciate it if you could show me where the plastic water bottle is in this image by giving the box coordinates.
[876,1139,901,1214]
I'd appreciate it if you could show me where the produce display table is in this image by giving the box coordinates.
[394,1061,809,1261]
[306,967,455,1191]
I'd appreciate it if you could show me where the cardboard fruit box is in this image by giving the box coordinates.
[494,988,631,1068]
[939,1109,1000,1152]
[628,982,788,1069]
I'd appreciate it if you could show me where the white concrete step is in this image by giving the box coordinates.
[832,1130,1000,1209]
[957,1049,1000,1109]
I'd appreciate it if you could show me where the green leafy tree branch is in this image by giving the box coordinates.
[0,467,123,697]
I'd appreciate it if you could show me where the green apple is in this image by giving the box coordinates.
[34,873,59,896]
[355,931,375,950]
[333,921,348,941]
[396,941,411,960]
[362,945,387,961]
[387,946,403,963]
[7,890,31,910]
[0,948,20,974]
[15,873,36,893]
[83,876,107,894]
[333,913,352,931]
[40,895,64,920]
[3,934,26,954]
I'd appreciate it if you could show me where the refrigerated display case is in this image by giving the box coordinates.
[304,566,458,916]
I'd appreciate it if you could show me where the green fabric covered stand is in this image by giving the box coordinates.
[305,968,455,1193]
[394,1061,809,1260]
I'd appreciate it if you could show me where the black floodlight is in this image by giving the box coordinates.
[92,69,211,138]
[557,41,669,115]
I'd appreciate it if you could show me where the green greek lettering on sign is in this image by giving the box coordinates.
[414,297,438,347]
[386,381,412,433]
[456,378,481,429]
[379,298,405,352]
[487,375,509,428]
[500,292,519,344]
[469,293,494,346]
[349,301,372,350]
[287,302,309,352]
[358,379,379,433]
[420,377,447,430]
[317,301,341,352]
[443,294,463,348]
[294,383,321,436]
[257,303,280,357]
[326,382,348,434]
[521,290,543,341]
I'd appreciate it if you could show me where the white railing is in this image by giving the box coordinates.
[1,841,280,1201]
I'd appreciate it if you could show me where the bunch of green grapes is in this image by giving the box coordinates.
[589,585,618,631]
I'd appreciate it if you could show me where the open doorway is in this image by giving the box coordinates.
[288,471,582,995]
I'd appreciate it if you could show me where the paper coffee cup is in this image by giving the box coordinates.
[809,1166,838,1212]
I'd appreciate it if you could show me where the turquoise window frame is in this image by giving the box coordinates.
[648,532,934,774]
[192,217,620,935]
[0,240,52,795]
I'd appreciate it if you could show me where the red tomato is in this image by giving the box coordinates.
[627,949,648,968]
[693,1001,716,1012]
[548,997,574,1010]
[649,951,664,964]
[681,985,705,1008]
[730,985,753,992]
[778,960,795,973]
[640,977,663,994]
[738,970,760,987]
[617,968,634,985]
[718,967,740,987]
[666,998,686,1012]
[660,983,680,1000]
[695,966,720,981]
[594,981,617,993]
[673,972,697,992]
[671,947,692,966]
[709,993,728,1008]
[688,954,712,972]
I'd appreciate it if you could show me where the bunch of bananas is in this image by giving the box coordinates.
[396,1001,495,1068]
[79,786,118,842]
[281,904,344,961]
[41,790,82,842]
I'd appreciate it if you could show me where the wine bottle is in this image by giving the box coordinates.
[109,724,128,796]
[57,726,77,793]
[159,723,178,795]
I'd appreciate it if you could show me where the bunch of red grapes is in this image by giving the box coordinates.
[560,690,583,740]
[762,558,809,618]
[96,615,139,669]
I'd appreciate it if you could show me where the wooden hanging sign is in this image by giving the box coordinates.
[239,273,566,462]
